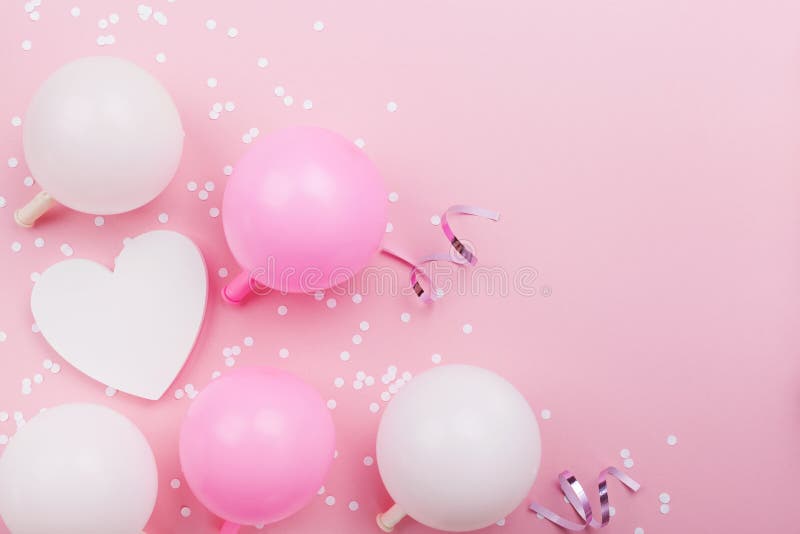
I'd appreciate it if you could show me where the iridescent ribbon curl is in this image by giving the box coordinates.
[381,205,500,301]
[529,467,641,530]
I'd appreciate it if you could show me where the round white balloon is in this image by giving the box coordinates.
[0,403,158,534]
[377,365,541,532]
[23,56,184,214]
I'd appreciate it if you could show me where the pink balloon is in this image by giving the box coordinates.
[179,367,335,529]
[222,126,387,302]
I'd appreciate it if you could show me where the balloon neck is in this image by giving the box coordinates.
[15,190,54,227]
[376,503,407,532]
[221,270,253,304]
[220,521,240,534]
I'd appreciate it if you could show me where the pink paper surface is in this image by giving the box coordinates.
[1,1,798,533]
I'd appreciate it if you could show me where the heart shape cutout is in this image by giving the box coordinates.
[31,231,207,400]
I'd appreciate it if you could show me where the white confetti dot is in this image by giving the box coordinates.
[0,412,7,422]
[29,11,40,21]
[278,305,288,316]
[70,6,81,17]
[223,347,232,357]
[180,506,191,518]
[30,271,40,282]
[317,485,326,495]
[243,336,254,346]
[334,377,344,388]
[635,528,645,534]
[667,434,678,446]
[609,506,616,517]
[541,409,552,420]
[659,492,671,504]
[242,133,252,144]
[223,165,233,175]
[363,456,374,466]
[326,399,336,409]
[174,389,185,399]
[186,181,198,192]
[659,504,670,514]
[340,351,350,361]
[0,197,5,208]
[224,101,235,112]
[0,435,8,445]
[211,371,221,379]
[352,293,363,304]
[388,191,399,202]
[326,298,337,309]
[380,391,391,401]
[348,501,359,511]
[400,312,410,323]
[313,20,325,31]
[386,101,398,113]
[620,448,631,459]
[359,321,369,331]
[431,353,442,364]
[207,206,219,218]
[497,518,506,526]
[364,376,375,386]
[279,348,289,359]
[98,19,109,29]
[170,478,181,489]
[207,77,218,88]
[430,215,441,225]
[354,138,366,149]
[105,386,117,397]
[11,241,22,253]
[623,458,634,468]
[204,181,215,192]
[283,95,294,106]
[325,496,335,506]
[369,402,380,413]
[303,99,313,110]
[462,323,473,334]
[10,116,22,127]
[205,18,216,30]
[109,13,120,24]
[353,380,364,391]
[352,334,363,345]
[155,52,166,63]
[225,356,236,367]
[8,157,18,168]
[227,27,238,38]
[32,323,40,333]
[385,222,394,233]
[257,57,269,68]
[94,216,105,227]
[23,176,34,187]
[42,358,52,369]
[198,190,209,200]
[274,86,286,97]
[50,363,61,373]
[33,373,43,384]
[158,212,169,224]
[231,346,241,356]
[356,371,366,381]
[21,40,32,51]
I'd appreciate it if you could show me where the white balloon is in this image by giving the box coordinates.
[0,403,157,534]
[22,56,184,214]
[376,365,541,532]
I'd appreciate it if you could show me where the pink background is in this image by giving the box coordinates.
[1,1,798,533]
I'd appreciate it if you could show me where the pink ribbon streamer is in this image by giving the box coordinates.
[381,205,500,301]
[529,467,641,530]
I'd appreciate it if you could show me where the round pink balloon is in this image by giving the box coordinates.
[222,126,387,294]
[179,367,335,527]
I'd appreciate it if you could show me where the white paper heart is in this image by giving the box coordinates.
[31,231,207,400]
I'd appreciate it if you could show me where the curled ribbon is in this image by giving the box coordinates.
[381,205,500,301]
[529,467,641,530]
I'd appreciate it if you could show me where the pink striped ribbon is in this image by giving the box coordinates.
[529,467,641,530]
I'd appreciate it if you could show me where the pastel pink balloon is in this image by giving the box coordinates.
[179,367,335,527]
[222,126,387,299]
